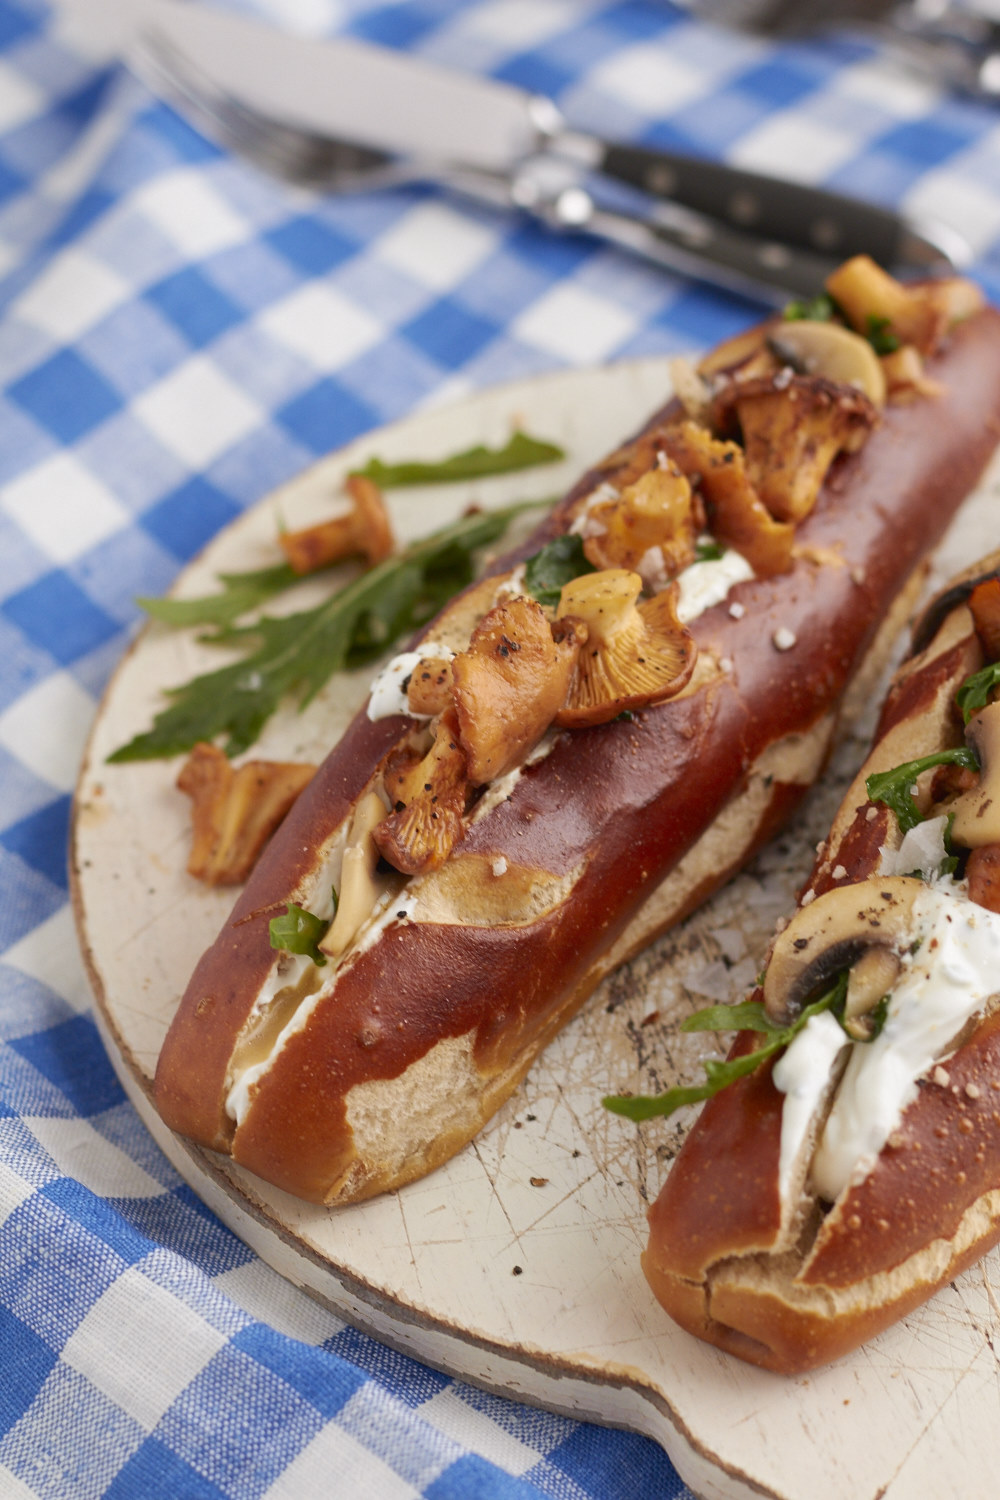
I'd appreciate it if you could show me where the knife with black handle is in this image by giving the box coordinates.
[124,0,966,299]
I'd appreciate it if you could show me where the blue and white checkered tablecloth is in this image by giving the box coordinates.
[3,0,1000,1494]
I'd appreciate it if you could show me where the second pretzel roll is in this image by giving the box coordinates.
[644,549,1000,1374]
[154,266,1000,1205]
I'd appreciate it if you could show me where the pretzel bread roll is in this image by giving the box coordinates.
[644,551,1000,1374]
[155,285,1000,1206]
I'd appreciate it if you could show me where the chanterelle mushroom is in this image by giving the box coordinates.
[406,656,454,718]
[661,419,794,577]
[451,596,585,784]
[763,876,923,1025]
[374,709,470,874]
[725,374,878,523]
[948,701,1000,850]
[554,568,696,728]
[825,254,982,357]
[280,473,394,575]
[579,462,701,585]
[177,742,315,886]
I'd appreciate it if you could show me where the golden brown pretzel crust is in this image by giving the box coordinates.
[155,308,1000,1204]
[643,552,1000,1375]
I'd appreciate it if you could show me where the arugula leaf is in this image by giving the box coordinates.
[108,501,542,762]
[866,314,901,355]
[603,975,848,1123]
[784,292,836,323]
[956,661,1000,723]
[523,533,594,607]
[864,993,891,1042]
[782,295,901,356]
[694,538,725,563]
[137,563,301,631]
[865,746,978,834]
[269,903,329,965]
[350,431,564,488]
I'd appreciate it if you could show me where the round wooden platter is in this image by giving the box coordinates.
[72,359,1000,1500]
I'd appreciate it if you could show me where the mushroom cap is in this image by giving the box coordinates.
[554,569,697,728]
[406,655,454,718]
[661,419,794,577]
[451,595,582,784]
[763,876,925,1025]
[345,473,395,564]
[726,374,878,523]
[581,462,699,582]
[279,474,395,574]
[176,742,316,886]
[373,711,470,874]
[968,576,1000,663]
[767,320,886,407]
[824,255,947,356]
[948,701,1000,850]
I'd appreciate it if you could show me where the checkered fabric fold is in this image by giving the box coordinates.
[4,0,1000,1495]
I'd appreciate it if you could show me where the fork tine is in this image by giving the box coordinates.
[134,28,411,188]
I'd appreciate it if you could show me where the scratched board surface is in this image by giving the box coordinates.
[72,361,1000,1500]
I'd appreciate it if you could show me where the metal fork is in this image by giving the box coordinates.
[137,29,411,189]
[129,27,850,304]
[130,21,970,304]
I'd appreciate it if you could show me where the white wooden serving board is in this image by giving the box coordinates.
[71,360,1000,1500]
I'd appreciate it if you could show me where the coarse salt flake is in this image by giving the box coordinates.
[772,626,797,651]
[728,600,745,619]
[492,856,508,877]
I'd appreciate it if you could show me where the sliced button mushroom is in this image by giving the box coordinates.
[280,474,394,575]
[843,946,902,1040]
[948,701,1000,850]
[767,320,886,407]
[763,876,924,1025]
[554,568,696,728]
[696,321,775,378]
[321,789,392,957]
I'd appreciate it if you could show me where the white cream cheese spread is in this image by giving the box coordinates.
[772,1010,849,1206]
[774,882,1000,1206]
[676,548,754,624]
[367,642,454,721]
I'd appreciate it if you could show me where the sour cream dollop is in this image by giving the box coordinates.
[367,643,453,721]
[676,549,754,624]
[775,883,1000,1206]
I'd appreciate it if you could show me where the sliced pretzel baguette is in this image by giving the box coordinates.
[644,552,1000,1374]
[153,295,1000,1206]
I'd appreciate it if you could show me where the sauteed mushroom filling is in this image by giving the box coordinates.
[554,570,696,728]
[768,591,1000,1212]
[266,258,983,972]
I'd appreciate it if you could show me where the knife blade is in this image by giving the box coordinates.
[122,0,967,300]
